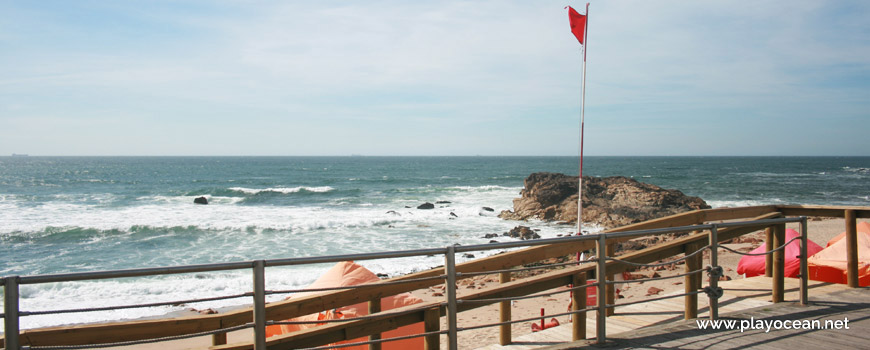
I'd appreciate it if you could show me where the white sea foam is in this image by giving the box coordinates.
[446,185,518,192]
[228,186,335,194]
[0,184,576,330]
[707,198,785,208]
[4,267,328,330]
[843,167,870,174]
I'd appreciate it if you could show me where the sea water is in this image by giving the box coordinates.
[1,156,868,329]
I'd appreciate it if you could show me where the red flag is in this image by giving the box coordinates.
[567,6,586,45]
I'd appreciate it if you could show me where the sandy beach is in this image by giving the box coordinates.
[97,217,860,350]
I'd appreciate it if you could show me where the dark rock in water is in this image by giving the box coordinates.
[404,206,412,208]
[417,202,435,209]
[483,233,499,239]
[489,240,499,243]
[386,210,401,216]
[449,212,458,218]
[194,196,208,205]
[482,207,495,212]
[436,201,452,204]
[499,172,710,229]
[462,253,475,258]
[376,273,389,278]
[506,225,541,240]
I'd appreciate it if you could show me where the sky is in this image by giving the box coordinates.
[1,1,868,156]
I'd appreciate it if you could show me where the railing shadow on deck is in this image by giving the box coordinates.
[587,299,870,350]
[2,205,869,350]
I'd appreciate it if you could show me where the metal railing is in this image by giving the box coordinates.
[2,217,809,350]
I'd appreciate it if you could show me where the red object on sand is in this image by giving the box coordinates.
[531,309,560,333]
[736,229,823,277]
[808,222,870,286]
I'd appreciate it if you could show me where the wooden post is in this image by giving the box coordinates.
[572,273,587,340]
[605,243,616,317]
[772,224,785,303]
[368,299,382,350]
[498,271,511,345]
[212,333,228,346]
[684,240,703,320]
[846,210,859,288]
[423,307,440,350]
[764,227,774,278]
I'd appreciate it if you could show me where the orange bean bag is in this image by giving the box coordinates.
[808,222,870,286]
[266,261,424,349]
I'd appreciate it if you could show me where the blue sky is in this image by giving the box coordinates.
[1,1,868,156]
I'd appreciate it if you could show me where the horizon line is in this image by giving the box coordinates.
[3,154,869,158]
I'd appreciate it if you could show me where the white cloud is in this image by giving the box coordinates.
[0,0,868,155]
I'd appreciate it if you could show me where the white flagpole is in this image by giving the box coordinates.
[576,3,589,237]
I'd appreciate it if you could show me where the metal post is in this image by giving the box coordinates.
[800,217,809,306]
[596,234,606,344]
[4,276,20,350]
[445,245,458,350]
[253,260,267,350]
[709,225,719,320]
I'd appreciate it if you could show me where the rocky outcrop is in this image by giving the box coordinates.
[194,196,208,205]
[417,202,435,209]
[499,172,710,229]
[504,226,541,240]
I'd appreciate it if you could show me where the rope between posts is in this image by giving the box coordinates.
[458,282,600,304]
[458,256,598,278]
[457,307,596,332]
[606,244,710,267]
[607,290,705,309]
[26,323,254,350]
[268,274,447,295]
[297,329,450,350]
[606,268,706,285]
[268,303,444,325]
[21,292,252,316]
[718,236,801,256]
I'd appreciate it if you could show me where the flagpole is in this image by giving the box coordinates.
[576,2,589,237]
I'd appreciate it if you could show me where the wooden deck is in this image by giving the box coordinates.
[476,277,859,349]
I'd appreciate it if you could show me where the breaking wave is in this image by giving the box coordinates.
[227,186,335,195]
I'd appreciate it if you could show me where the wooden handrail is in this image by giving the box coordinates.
[776,205,870,218]
[211,211,787,350]
[4,204,867,348]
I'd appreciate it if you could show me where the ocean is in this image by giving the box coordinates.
[1,156,869,329]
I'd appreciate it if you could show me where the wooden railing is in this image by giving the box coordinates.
[2,205,869,349]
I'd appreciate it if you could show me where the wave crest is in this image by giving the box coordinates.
[228,186,335,195]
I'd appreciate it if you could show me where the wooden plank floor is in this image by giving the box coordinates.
[475,277,854,350]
